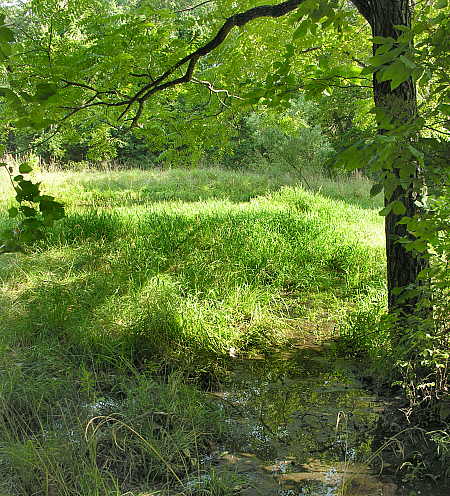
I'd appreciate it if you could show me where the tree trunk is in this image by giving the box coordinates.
[353,0,428,316]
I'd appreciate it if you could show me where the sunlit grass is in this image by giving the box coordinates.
[2,164,382,208]
[0,165,385,495]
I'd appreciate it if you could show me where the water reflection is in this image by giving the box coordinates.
[214,347,396,495]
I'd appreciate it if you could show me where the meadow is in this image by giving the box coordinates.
[0,166,387,495]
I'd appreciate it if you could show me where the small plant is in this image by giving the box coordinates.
[0,154,65,252]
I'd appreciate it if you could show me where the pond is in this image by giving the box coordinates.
[204,344,446,496]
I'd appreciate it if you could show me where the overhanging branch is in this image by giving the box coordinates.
[191,77,244,100]
[63,0,305,126]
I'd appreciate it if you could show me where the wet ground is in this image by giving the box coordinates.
[199,344,446,496]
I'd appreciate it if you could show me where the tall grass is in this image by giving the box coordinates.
[0,165,385,494]
[1,164,382,209]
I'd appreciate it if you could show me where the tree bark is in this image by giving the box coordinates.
[352,0,427,316]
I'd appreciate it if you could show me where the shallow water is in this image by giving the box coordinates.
[208,345,445,496]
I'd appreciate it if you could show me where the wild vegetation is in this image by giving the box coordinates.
[0,0,448,494]
[0,164,387,494]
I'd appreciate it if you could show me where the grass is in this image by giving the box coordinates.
[1,165,383,209]
[0,165,385,495]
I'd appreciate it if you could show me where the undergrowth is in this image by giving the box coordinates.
[0,166,388,495]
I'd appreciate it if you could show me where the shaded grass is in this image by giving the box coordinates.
[0,347,230,495]
[0,166,385,495]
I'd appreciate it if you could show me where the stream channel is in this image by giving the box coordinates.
[197,344,447,496]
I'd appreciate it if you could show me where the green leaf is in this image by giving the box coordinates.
[295,0,318,20]
[19,162,33,174]
[370,182,383,197]
[293,20,309,39]
[39,195,56,202]
[408,239,427,252]
[0,87,20,102]
[393,25,410,32]
[436,0,448,8]
[334,141,368,171]
[375,42,394,56]
[20,206,37,217]
[276,63,290,76]
[310,3,331,22]
[407,144,424,166]
[438,103,450,116]
[371,36,395,44]
[399,55,416,69]
[0,26,14,42]
[384,174,400,200]
[245,88,266,101]
[397,31,413,43]
[378,60,412,90]
[397,216,410,225]
[0,44,11,60]
[392,200,407,215]
[379,204,393,216]
[8,207,19,218]
[359,65,375,76]
[35,82,58,101]
[373,108,395,130]
[15,180,41,202]
[369,47,403,67]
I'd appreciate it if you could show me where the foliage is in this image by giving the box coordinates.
[226,97,334,174]
[0,0,449,487]
[0,0,375,161]
[0,151,64,252]
[339,183,449,482]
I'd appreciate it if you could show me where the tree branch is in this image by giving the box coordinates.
[175,0,215,13]
[423,125,450,136]
[63,0,305,126]
[191,77,243,100]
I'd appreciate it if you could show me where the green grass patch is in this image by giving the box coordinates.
[0,166,385,494]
